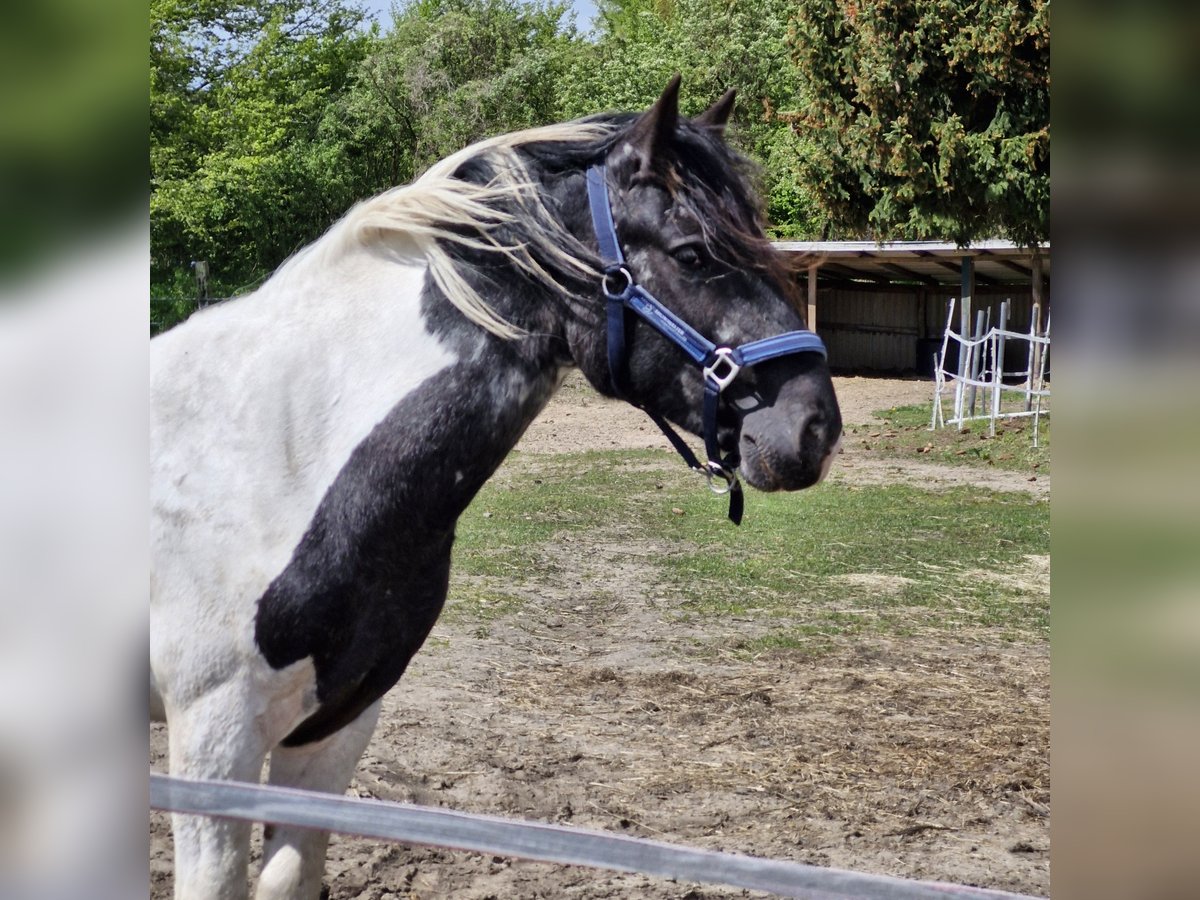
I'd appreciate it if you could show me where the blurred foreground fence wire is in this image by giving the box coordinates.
[151,773,1042,900]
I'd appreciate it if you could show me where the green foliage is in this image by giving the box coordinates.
[150,0,581,315]
[338,0,577,186]
[151,0,374,290]
[788,0,1049,245]
[149,0,1050,319]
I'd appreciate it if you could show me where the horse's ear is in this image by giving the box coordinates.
[626,74,682,175]
[696,88,736,135]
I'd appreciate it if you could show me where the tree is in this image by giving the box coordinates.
[335,0,578,188]
[150,0,581,326]
[150,0,1049,327]
[788,0,1049,245]
[557,0,828,237]
[151,0,374,295]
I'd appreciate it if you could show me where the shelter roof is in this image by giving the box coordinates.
[772,240,1049,287]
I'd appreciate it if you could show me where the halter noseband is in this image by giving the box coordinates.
[585,164,828,524]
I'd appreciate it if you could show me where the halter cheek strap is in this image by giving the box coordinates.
[585,164,828,525]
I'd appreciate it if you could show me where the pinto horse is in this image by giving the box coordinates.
[151,78,842,899]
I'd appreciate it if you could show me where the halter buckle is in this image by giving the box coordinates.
[703,348,741,393]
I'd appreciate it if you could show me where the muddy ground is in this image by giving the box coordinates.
[150,375,1049,898]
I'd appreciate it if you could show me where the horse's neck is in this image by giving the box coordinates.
[239,183,585,533]
[151,245,569,632]
[177,246,565,524]
[269,249,563,537]
[397,293,569,532]
[393,349,564,521]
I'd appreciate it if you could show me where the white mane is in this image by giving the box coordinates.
[276,121,616,340]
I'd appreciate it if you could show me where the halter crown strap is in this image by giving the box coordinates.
[585,163,827,524]
[586,167,624,264]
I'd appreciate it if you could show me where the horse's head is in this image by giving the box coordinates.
[570,78,842,493]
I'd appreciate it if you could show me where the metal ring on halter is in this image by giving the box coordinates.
[702,348,741,393]
[702,461,738,495]
[602,266,634,299]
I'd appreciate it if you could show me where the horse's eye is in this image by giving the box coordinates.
[671,244,707,269]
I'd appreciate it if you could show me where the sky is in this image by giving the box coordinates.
[358,0,600,33]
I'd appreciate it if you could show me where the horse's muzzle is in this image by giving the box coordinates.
[738,403,843,492]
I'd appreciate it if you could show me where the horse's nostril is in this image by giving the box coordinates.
[800,415,826,453]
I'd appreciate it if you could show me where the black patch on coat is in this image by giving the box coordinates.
[255,276,568,747]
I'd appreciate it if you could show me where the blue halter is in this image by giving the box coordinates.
[585,164,828,524]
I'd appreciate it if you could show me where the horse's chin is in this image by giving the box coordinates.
[738,433,841,492]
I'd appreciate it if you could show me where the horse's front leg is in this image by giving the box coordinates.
[166,680,271,900]
[255,700,382,900]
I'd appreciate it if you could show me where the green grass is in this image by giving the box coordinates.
[844,402,1050,474]
[656,481,1048,634]
[451,450,672,577]
[447,449,1049,650]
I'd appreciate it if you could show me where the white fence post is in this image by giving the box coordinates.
[990,300,1010,437]
[932,297,956,430]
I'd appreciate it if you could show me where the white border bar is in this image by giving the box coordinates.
[152,774,1041,900]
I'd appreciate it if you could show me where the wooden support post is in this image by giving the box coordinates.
[957,256,974,382]
[807,263,819,332]
[192,259,210,308]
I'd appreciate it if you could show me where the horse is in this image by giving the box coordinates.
[150,77,843,900]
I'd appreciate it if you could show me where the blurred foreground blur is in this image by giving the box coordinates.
[0,226,148,899]
[0,1,146,896]
[1055,0,1200,897]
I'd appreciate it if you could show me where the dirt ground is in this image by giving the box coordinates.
[150,375,1049,899]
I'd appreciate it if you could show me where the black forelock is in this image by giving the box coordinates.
[560,113,799,303]
[665,121,802,304]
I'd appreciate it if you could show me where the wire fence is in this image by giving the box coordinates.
[151,773,1043,900]
[930,298,1050,446]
